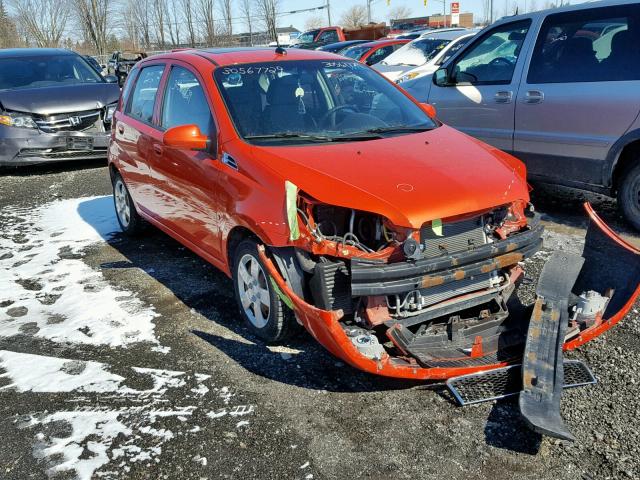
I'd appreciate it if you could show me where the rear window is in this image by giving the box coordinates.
[0,55,103,90]
[527,4,640,83]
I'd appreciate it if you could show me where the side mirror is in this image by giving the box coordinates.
[420,102,437,118]
[433,67,450,87]
[104,75,119,84]
[163,124,211,152]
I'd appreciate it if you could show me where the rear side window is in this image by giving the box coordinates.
[365,45,394,66]
[126,65,165,124]
[527,5,640,83]
[161,66,213,134]
[319,30,339,43]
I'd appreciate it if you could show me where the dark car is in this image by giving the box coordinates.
[316,40,370,54]
[0,49,120,167]
[84,55,105,75]
[107,51,147,86]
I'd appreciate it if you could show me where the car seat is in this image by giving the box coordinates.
[263,75,313,134]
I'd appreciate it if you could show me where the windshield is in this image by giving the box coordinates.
[214,60,436,144]
[0,55,104,90]
[342,45,370,60]
[298,30,320,44]
[382,38,450,66]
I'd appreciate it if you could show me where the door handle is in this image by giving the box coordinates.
[153,145,163,156]
[494,91,513,104]
[117,125,124,134]
[524,90,544,104]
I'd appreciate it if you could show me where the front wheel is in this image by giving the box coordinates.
[113,172,144,235]
[618,163,640,231]
[232,239,297,342]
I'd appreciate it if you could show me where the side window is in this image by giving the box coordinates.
[319,30,339,43]
[365,46,394,66]
[527,5,640,84]
[126,65,165,124]
[452,20,531,85]
[161,66,213,134]
[121,67,139,107]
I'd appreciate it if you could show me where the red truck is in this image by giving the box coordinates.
[295,24,388,49]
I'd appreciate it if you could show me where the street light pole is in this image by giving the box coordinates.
[326,0,332,25]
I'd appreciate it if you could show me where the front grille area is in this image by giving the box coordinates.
[418,272,493,308]
[34,109,104,133]
[420,216,487,258]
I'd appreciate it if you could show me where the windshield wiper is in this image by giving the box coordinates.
[363,125,435,134]
[245,132,335,142]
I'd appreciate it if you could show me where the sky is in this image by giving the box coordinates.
[270,0,582,31]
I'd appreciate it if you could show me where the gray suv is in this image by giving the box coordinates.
[401,0,640,229]
[0,49,120,167]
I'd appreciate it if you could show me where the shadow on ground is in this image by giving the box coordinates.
[0,158,106,177]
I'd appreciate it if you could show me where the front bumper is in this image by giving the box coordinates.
[0,127,109,166]
[260,204,640,380]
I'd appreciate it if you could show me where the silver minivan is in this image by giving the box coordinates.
[402,0,640,229]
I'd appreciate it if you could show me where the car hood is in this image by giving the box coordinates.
[400,73,434,103]
[252,125,529,229]
[0,83,120,115]
[372,63,414,81]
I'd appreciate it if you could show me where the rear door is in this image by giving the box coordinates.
[114,63,166,214]
[514,4,640,188]
[151,62,224,259]
[427,19,535,151]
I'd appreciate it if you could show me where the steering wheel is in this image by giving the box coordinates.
[489,57,514,68]
[319,105,356,129]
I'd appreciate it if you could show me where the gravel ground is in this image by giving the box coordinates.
[0,161,638,480]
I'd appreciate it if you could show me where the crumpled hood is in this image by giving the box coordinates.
[253,125,529,229]
[0,83,120,115]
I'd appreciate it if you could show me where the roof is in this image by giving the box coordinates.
[154,47,344,67]
[276,26,300,34]
[356,39,410,48]
[495,0,637,23]
[0,48,74,58]
[417,29,471,41]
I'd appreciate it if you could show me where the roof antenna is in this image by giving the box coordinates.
[275,31,286,55]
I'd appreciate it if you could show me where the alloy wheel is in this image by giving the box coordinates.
[237,253,271,328]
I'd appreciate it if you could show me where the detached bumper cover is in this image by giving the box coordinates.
[260,204,640,380]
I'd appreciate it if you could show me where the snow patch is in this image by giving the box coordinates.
[0,197,162,348]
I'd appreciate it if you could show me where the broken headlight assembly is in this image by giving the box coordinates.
[0,112,38,129]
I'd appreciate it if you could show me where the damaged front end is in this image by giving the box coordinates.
[260,199,640,439]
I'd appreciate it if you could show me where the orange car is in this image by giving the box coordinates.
[108,48,638,436]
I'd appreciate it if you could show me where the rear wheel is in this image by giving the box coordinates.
[113,172,144,235]
[618,162,640,231]
[232,239,297,342]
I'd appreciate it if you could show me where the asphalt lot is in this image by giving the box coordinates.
[1,160,639,480]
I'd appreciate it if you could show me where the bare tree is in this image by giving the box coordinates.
[180,0,197,46]
[340,5,367,28]
[218,0,232,36]
[481,0,491,23]
[167,0,181,46]
[388,5,412,22]
[239,0,253,45]
[0,0,19,48]
[10,0,70,47]
[129,0,151,48]
[254,0,278,43]
[304,14,324,31]
[152,0,166,48]
[198,0,216,45]
[73,0,111,56]
[528,0,539,12]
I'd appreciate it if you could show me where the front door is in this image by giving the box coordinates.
[151,63,224,260]
[427,19,535,152]
[514,4,640,188]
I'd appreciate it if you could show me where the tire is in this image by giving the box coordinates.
[232,239,297,342]
[112,172,144,235]
[618,162,640,231]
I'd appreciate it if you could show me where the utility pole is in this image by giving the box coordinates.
[490,0,494,23]
[326,0,332,25]
[367,0,372,23]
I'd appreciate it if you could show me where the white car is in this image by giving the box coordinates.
[372,30,471,82]
[394,32,478,84]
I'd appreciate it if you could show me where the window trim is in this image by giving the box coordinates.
[157,61,217,135]
[448,18,533,87]
[123,62,167,130]
[525,4,640,85]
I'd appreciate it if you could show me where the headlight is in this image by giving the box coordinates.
[0,113,37,129]
[395,71,421,84]
[105,104,117,123]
